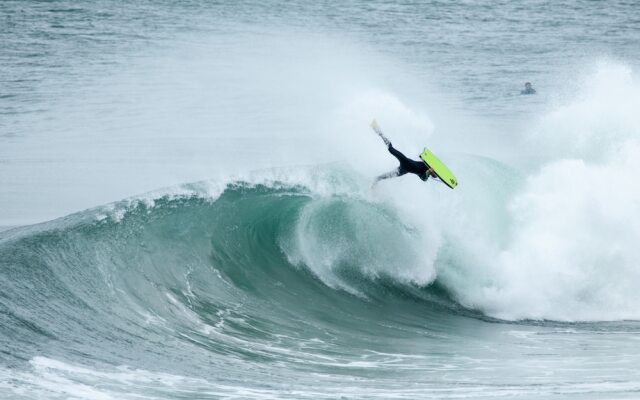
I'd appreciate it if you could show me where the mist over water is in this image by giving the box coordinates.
[2,1,640,399]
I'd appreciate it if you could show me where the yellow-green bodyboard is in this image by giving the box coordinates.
[419,147,458,189]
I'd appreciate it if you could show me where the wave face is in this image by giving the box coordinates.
[0,182,477,398]
[2,179,640,399]
[0,182,464,362]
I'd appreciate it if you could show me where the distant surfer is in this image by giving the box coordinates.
[521,82,536,95]
[372,122,438,185]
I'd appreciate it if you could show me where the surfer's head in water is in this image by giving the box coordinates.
[521,82,536,95]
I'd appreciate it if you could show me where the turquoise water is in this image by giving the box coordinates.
[2,1,640,398]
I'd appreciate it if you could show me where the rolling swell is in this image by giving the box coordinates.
[0,182,467,373]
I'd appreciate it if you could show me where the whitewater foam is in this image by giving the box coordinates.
[439,62,640,321]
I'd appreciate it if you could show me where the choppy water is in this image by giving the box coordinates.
[2,1,640,399]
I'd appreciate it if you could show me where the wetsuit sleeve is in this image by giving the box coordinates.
[374,168,401,183]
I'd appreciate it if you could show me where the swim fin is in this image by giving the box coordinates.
[370,119,391,146]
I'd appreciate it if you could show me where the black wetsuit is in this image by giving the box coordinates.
[388,144,429,181]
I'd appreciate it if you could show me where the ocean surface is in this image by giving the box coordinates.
[2,1,640,399]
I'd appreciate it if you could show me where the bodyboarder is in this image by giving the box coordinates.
[371,120,438,185]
